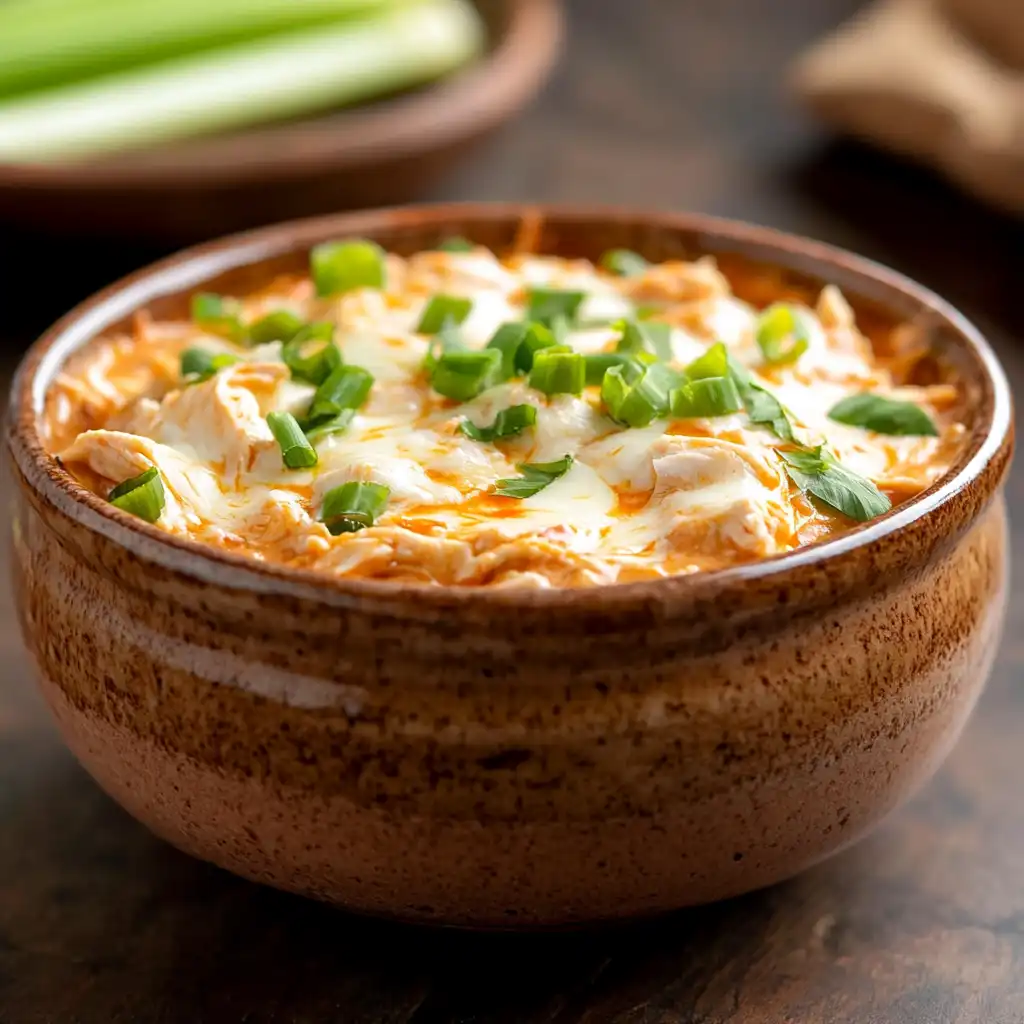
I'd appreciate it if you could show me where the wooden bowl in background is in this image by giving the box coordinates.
[0,0,562,242]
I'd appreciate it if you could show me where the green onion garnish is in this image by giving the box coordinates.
[670,376,743,418]
[756,304,811,365]
[687,342,795,441]
[781,446,891,522]
[310,238,385,297]
[422,318,468,374]
[459,404,537,442]
[108,467,165,523]
[191,292,246,343]
[320,481,390,535]
[685,342,730,380]
[516,323,560,373]
[485,322,530,379]
[600,249,649,277]
[494,455,573,499]
[526,287,586,327]
[583,352,630,386]
[430,348,502,402]
[305,363,374,429]
[267,412,318,470]
[435,236,475,252]
[549,314,574,344]
[305,411,357,442]
[828,393,938,436]
[529,348,585,396]
[416,294,473,334]
[601,358,679,428]
[616,319,673,362]
[180,347,240,383]
[248,309,306,347]
[281,323,341,386]
[482,320,561,378]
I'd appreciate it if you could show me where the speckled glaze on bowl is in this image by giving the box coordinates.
[6,205,1013,928]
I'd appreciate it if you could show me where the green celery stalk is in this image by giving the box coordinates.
[0,0,484,162]
[0,0,392,98]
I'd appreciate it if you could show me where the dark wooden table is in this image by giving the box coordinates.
[2,1,1023,1021]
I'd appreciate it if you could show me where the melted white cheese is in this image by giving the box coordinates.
[51,249,963,587]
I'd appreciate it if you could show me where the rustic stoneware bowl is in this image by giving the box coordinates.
[7,205,1013,928]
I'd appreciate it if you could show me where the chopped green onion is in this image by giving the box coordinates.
[282,323,341,386]
[601,249,649,277]
[249,309,306,347]
[550,314,575,344]
[267,412,318,470]
[435,236,476,252]
[108,467,165,523]
[781,446,891,522]
[526,288,586,327]
[828,394,938,436]
[685,342,730,380]
[486,322,530,379]
[423,318,468,374]
[494,455,573,499]
[516,323,560,373]
[430,348,502,402]
[305,410,356,442]
[191,292,246,343]
[482,321,563,378]
[459,404,537,442]
[616,319,673,362]
[485,321,567,378]
[601,359,679,428]
[583,352,630,386]
[416,294,473,334]
[529,348,585,396]
[756,304,811,365]
[688,343,796,441]
[180,347,240,383]
[305,364,374,427]
[320,481,390,535]
[310,238,385,297]
[670,376,743,418]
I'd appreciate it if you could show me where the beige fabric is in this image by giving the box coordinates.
[791,0,1024,213]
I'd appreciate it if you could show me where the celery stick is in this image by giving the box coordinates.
[0,0,390,97]
[0,0,484,163]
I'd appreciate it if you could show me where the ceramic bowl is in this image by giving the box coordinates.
[7,205,1013,928]
[0,0,563,241]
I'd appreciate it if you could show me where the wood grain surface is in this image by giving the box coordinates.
[1,1,1023,1021]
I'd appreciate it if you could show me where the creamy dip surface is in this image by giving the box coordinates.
[44,237,966,588]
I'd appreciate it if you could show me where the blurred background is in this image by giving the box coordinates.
[0,0,1020,346]
[1,1,1023,1021]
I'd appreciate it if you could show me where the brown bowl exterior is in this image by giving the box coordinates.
[0,0,563,241]
[7,205,1013,927]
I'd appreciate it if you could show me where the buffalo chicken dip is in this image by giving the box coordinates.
[44,236,965,587]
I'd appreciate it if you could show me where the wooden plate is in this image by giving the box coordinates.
[0,0,562,241]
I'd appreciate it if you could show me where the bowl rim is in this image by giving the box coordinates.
[0,0,564,191]
[8,202,1013,613]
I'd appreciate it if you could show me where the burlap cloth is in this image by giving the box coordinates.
[791,0,1024,213]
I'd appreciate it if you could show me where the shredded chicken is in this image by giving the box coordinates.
[44,247,966,587]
